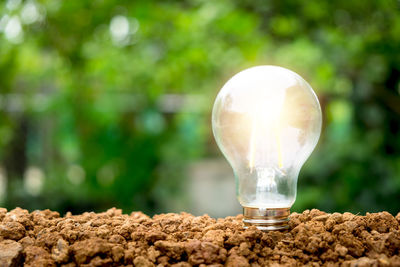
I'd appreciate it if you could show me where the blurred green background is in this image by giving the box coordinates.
[0,0,399,217]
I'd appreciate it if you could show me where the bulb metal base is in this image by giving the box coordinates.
[243,207,290,231]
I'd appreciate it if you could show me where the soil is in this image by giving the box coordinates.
[0,208,399,266]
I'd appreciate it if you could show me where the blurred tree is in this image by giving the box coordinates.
[0,0,399,215]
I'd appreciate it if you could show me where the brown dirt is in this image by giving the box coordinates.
[0,208,399,266]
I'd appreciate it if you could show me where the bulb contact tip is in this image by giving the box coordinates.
[243,207,290,231]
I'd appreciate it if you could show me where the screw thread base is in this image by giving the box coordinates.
[243,207,290,231]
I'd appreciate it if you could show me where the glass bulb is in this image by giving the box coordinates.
[212,66,322,230]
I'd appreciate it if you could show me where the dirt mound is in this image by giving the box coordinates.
[0,208,399,266]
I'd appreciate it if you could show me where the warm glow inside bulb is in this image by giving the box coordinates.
[212,66,322,230]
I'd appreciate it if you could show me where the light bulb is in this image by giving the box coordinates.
[212,66,322,230]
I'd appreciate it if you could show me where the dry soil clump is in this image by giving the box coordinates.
[0,207,399,266]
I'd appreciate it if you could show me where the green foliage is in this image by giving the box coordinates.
[0,0,399,215]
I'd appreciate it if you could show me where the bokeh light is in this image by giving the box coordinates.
[0,0,399,216]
